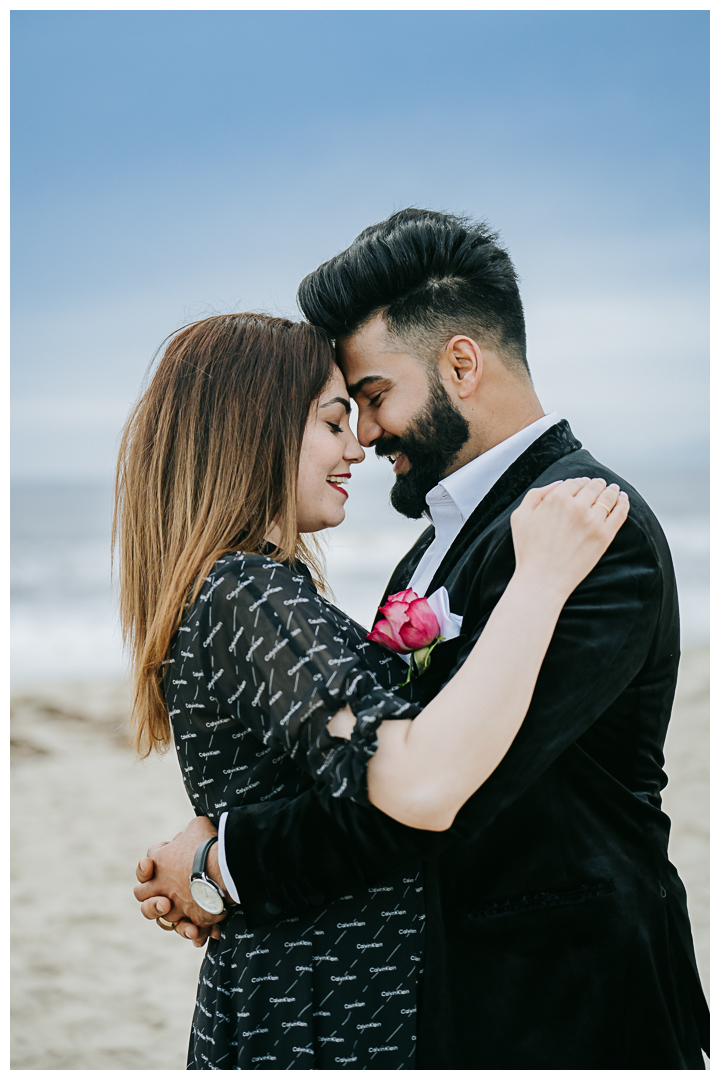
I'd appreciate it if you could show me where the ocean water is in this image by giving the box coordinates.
[11,458,709,688]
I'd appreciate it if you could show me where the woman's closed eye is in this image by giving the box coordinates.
[327,421,345,434]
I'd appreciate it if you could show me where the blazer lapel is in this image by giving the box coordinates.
[376,421,581,611]
[425,420,582,596]
[377,525,434,611]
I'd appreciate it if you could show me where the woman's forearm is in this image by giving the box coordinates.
[365,570,567,830]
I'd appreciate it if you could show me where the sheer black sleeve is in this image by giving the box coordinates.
[188,552,419,806]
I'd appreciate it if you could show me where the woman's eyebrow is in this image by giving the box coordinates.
[320,396,351,413]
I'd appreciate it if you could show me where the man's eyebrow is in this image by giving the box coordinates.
[319,396,351,414]
[346,375,389,397]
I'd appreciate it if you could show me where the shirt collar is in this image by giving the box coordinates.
[425,412,561,525]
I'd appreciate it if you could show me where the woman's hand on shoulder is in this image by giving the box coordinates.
[510,477,630,601]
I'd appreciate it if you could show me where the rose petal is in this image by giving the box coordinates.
[387,588,419,605]
[367,619,408,653]
[378,599,408,622]
[379,600,412,638]
[399,597,440,650]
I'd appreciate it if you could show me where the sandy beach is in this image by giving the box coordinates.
[11,646,709,1070]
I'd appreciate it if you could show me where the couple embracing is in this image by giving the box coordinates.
[118,209,708,1069]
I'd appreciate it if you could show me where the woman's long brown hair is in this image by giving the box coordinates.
[113,313,336,756]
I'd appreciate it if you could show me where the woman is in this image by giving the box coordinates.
[115,313,627,1070]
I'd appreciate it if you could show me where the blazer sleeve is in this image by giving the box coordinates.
[223,516,665,927]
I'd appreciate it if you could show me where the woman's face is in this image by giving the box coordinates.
[296,367,365,532]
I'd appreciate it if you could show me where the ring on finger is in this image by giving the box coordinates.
[596,501,613,516]
[157,916,178,931]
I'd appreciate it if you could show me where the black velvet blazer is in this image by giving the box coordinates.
[222,421,709,1069]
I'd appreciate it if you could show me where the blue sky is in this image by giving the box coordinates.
[11,10,709,479]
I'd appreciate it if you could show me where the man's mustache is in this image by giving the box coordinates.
[374,435,408,461]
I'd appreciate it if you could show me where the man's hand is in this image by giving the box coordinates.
[133,816,228,944]
[135,855,223,947]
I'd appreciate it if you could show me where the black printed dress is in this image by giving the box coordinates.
[164,551,426,1070]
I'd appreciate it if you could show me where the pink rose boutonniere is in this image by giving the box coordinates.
[367,586,462,682]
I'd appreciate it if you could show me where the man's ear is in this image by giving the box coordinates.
[443,335,483,399]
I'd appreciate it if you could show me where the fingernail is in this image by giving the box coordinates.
[608,482,619,490]
[157,900,169,915]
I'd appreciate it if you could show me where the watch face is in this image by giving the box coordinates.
[190,876,225,915]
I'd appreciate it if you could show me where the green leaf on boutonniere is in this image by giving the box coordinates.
[400,636,444,686]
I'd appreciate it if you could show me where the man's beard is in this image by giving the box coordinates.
[375,373,471,519]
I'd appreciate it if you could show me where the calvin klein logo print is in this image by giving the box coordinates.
[235,779,260,796]
[264,639,289,661]
[226,577,254,600]
[203,623,222,647]
[199,576,225,601]
[245,637,264,661]
[205,717,231,730]
[207,669,223,690]
[249,587,283,613]
[227,681,246,704]
[287,656,311,676]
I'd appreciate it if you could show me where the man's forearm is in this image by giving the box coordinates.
[223,784,451,927]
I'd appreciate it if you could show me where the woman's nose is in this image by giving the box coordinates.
[345,430,365,464]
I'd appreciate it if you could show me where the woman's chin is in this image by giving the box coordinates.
[323,508,347,530]
[299,508,346,533]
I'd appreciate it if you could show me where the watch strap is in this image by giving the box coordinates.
[191,836,219,880]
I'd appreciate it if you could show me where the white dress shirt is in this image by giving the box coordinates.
[218,412,560,905]
[408,413,561,598]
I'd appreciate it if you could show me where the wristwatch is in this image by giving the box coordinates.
[189,837,229,915]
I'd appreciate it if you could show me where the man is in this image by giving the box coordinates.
[135,209,709,1068]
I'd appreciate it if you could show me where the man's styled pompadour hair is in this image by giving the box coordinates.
[297,208,529,374]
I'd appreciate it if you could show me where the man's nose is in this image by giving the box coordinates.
[356,410,384,448]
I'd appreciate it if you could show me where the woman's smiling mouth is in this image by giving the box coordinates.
[327,473,351,496]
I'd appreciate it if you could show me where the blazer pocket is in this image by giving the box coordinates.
[461,880,615,954]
